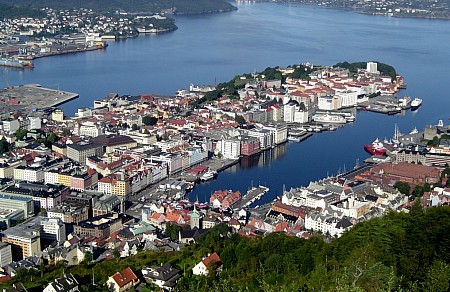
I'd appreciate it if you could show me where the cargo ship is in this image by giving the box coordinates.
[0,58,34,69]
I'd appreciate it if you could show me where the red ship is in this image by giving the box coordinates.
[364,138,387,156]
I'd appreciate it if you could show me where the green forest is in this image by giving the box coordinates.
[334,61,397,81]
[0,3,45,19]
[0,0,237,14]
[4,205,450,291]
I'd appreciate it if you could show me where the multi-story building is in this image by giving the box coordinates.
[13,166,44,182]
[40,217,66,244]
[283,100,309,123]
[216,139,241,160]
[1,218,42,261]
[98,174,131,197]
[74,213,124,238]
[263,124,288,145]
[240,136,260,156]
[51,142,67,156]
[150,153,182,175]
[0,160,22,179]
[186,146,207,167]
[305,211,352,237]
[246,128,273,150]
[51,109,64,122]
[0,195,33,219]
[92,195,120,217]
[0,242,12,267]
[2,183,67,210]
[27,116,42,130]
[66,142,104,165]
[48,204,90,224]
[78,121,103,137]
[2,119,20,134]
[92,135,138,154]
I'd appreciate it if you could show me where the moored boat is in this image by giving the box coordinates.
[200,170,218,181]
[364,138,387,156]
[411,98,422,110]
[312,112,347,124]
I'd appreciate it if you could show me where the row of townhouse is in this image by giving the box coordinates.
[216,124,288,159]
[44,168,98,191]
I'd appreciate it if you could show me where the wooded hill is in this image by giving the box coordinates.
[0,0,237,14]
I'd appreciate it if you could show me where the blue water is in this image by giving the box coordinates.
[2,3,450,203]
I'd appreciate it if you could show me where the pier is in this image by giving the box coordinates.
[0,84,78,116]
[234,185,269,210]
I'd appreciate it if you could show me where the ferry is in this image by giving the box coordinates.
[312,112,347,124]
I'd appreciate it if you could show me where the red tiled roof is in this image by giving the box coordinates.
[202,252,222,268]
[111,267,138,288]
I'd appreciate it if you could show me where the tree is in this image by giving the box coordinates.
[394,181,410,195]
[0,137,11,155]
[113,249,120,259]
[15,128,28,140]
[412,185,425,199]
[424,260,450,291]
[142,116,158,126]
[61,128,71,136]
[131,124,138,131]
[235,115,246,125]
[44,132,58,147]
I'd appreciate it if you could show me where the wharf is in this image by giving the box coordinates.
[0,84,78,116]
[357,95,407,115]
[234,185,269,210]
[32,44,107,60]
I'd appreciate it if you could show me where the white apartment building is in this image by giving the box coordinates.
[283,100,309,123]
[27,116,42,130]
[44,171,59,185]
[0,242,12,267]
[14,166,44,183]
[246,128,273,150]
[216,139,241,159]
[40,218,66,243]
[263,124,288,145]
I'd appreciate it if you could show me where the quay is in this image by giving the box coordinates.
[233,185,270,210]
[357,95,410,115]
[0,84,78,116]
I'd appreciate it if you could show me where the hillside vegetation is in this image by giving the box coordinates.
[0,0,237,14]
[0,3,45,18]
[4,204,450,291]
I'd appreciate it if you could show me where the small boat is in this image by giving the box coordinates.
[287,136,300,142]
[411,98,422,110]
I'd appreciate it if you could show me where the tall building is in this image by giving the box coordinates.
[0,242,12,267]
[66,142,104,165]
[1,220,41,261]
[1,216,65,261]
[366,62,378,74]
